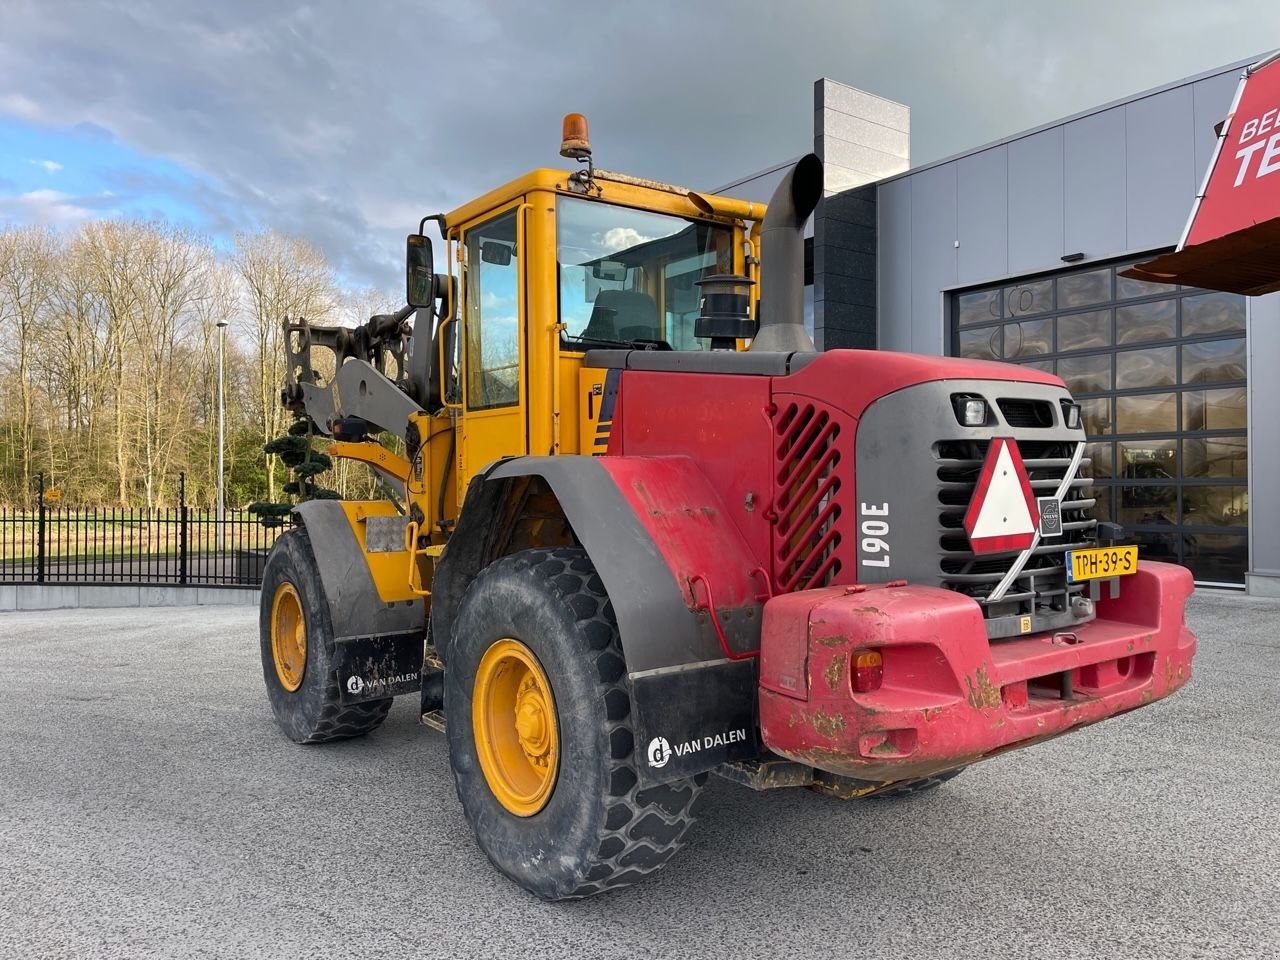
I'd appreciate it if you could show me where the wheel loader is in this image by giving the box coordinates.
[259,115,1197,900]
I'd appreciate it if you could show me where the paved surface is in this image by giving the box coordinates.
[1,593,1277,960]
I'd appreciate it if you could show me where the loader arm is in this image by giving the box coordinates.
[281,306,427,437]
[301,359,424,438]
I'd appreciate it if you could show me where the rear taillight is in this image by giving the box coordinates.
[851,649,884,693]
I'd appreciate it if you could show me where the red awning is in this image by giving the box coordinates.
[1123,51,1280,295]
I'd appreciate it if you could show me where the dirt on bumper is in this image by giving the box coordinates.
[757,561,1196,781]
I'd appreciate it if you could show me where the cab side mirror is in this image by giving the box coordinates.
[406,234,435,308]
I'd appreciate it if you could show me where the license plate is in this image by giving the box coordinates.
[1066,545,1138,583]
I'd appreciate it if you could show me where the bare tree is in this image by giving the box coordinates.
[233,230,334,501]
[0,220,360,510]
[190,259,242,506]
[128,224,213,510]
[338,284,401,326]
[0,226,59,508]
[79,220,147,506]
[50,230,113,500]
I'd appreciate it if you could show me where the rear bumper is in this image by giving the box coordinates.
[758,561,1196,781]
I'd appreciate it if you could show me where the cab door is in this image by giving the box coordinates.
[459,202,528,479]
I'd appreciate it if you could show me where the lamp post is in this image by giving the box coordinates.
[216,318,228,550]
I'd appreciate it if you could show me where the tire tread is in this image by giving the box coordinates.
[294,690,393,744]
[261,527,393,744]
[463,547,704,899]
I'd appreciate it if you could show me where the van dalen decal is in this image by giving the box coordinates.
[646,728,747,768]
[345,671,418,696]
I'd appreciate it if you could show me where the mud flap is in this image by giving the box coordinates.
[629,657,760,786]
[333,632,424,704]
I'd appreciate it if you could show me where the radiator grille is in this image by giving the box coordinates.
[935,439,1096,613]
[997,398,1054,429]
[773,401,843,592]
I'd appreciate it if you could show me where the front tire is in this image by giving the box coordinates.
[445,547,704,900]
[259,527,392,743]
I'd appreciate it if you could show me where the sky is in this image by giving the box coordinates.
[1,0,1277,291]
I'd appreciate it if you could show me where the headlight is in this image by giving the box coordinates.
[952,395,988,427]
[1061,401,1082,430]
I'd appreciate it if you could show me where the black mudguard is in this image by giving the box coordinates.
[431,457,762,785]
[291,500,426,701]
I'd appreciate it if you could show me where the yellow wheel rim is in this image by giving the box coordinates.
[270,582,307,693]
[472,638,559,817]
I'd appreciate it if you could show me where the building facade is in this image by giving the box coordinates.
[726,60,1278,592]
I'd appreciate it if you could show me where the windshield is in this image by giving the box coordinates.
[557,196,735,351]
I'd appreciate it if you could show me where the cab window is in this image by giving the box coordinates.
[556,197,733,351]
[464,209,520,410]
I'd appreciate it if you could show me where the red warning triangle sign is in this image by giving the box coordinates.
[963,437,1040,555]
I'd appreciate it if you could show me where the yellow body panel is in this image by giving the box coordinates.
[577,365,610,457]
[327,440,410,484]
[443,168,744,231]
[325,165,758,601]
[338,500,422,604]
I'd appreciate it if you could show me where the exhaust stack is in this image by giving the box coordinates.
[750,153,823,353]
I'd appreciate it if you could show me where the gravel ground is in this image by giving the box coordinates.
[0,592,1277,960]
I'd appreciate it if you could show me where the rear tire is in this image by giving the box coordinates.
[259,527,392,743]
[445,547,704,900]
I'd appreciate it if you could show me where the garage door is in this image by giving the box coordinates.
[952,257,1247,585]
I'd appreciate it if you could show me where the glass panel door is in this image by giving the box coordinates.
[951,257,1248,584]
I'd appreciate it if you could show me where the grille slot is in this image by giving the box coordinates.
[773,401,843,592]
[997,398,1054,428]
[935,438,1096,612]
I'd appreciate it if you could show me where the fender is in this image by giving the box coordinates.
[432,455,766,784]
[290,500,426,701]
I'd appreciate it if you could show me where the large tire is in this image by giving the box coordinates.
[870,768,965,799]
[445,547,705,900]
[259,527,392,743]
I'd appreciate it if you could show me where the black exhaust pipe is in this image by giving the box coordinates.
[750,153,823,353]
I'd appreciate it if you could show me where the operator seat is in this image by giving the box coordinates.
[583,289,662,342]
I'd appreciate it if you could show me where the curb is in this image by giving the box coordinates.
[0,584,260,612]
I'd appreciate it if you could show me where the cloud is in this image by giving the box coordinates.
[30,159,62,174]
[600,227,657,253]
[71,121,116,145]
[0,189,108,224]
[0,92,42,122]
[0,0,1275,291]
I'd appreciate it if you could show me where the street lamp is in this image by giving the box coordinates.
[216,318,228,549]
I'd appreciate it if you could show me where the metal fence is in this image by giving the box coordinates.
[0,474,283,587]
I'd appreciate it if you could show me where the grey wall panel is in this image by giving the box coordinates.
[956,146,1008,283]
[1125,87,1197,251]
[1007,128,1064,273]
[908,164,957,355]
[814,82,910,134]
[859,61,1249,362]
[818,138,909,187]
[1064,107,1127,258]
[1248,293,1280,579]
[878,178,912,352]
[1192,70,1243,185]
[818,113,910,160]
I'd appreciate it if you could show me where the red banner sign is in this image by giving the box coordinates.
[1185,54,1280,247]
[1123,51,1280,296]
